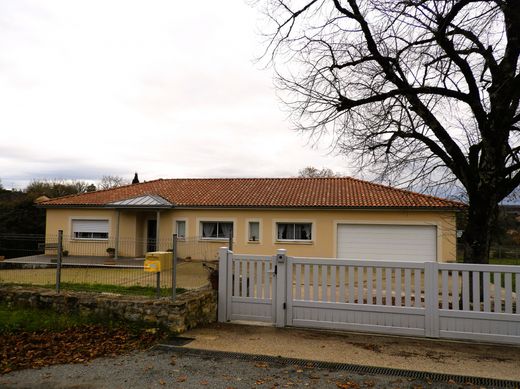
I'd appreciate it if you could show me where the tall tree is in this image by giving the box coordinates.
[298,166,339,178]
[259,0,520,264]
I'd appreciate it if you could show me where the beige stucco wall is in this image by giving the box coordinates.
[45,208,457,262]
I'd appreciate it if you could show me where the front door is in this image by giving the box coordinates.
[147,220,157,252]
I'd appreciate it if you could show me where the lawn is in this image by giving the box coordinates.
[489,257,520,266]
[0,303,95,333]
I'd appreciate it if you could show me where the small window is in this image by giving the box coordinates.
[201,221,233,239]
[176,220,186,239]
[248,221,260,242]
[277,223,312,241]
[72,219,109,240]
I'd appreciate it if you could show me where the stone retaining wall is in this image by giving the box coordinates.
[0,286,217,334]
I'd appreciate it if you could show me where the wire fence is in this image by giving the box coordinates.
[0,233,217,298]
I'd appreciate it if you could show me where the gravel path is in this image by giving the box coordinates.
[0,348,472,389]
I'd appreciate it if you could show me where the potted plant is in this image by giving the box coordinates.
[106,247,116,258]
[62,250,69,257]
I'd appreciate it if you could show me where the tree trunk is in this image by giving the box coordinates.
[462,195,498,264]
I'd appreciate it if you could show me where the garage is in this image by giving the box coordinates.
[336,224,437,262]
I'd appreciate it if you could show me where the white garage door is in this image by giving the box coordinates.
[337,224,437,262]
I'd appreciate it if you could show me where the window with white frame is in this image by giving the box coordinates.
[176,220,186,239]
[277,223,312,241]
[201,221,233,239]
[72,219,109,240]
[248,221,260,242]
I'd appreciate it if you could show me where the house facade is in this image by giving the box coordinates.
[41,178,463,262]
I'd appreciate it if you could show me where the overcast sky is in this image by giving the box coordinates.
[0,0,350,190]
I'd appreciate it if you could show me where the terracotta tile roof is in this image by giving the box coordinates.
[39,177,465,209]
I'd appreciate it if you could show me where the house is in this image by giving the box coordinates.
[40,177,463,262]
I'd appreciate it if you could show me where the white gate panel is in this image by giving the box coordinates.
[337,224,437,262]
[291,302,425,336]
[286,257,427,336]
[228,254,275,323]
[436,263,520,344]
[219,249,520,345]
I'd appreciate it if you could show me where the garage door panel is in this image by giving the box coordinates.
[337,224,437,262]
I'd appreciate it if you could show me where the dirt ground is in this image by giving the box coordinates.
[0,348,474,389]
[180,322,520,381]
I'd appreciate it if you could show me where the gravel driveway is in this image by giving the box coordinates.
[0,348,485,389]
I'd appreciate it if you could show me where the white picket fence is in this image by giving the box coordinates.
[218,248,520,344]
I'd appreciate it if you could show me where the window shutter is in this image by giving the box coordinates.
[72,220,109,234]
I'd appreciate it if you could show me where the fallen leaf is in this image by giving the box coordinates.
[336,381,360,389]
[176,375,188,383]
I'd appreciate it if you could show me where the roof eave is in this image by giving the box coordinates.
[39,204,464,211]
[38,204,173,209]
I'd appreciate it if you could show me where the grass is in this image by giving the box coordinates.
[489,257,520,266]
[0,303,96,333]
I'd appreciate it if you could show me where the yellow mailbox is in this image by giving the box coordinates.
[144,251,172,272]
[144,259,161,273]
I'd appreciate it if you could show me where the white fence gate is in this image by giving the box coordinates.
[218,248,520,344]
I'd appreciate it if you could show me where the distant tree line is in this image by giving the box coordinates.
[0,176,128,236]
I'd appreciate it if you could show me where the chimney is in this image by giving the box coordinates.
[132,172,140,184]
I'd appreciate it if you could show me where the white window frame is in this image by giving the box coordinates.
[71,219,109,241]
[199,220,234,240]
[246,219,262,243]
[174,219,187,240]
[275,221,314,242]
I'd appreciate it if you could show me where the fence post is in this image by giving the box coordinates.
[228,231,233,252]
[275,249,287,328]
[424,261,439,338]
[156,272,161,299]
[172,234,177,301]
[218,247,230,322]
[56,230,63,294]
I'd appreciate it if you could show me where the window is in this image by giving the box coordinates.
[176,220,186,239]
[72,219,109,240]
[201,221,233,239]
[277,223,312,241]
[248,221,260,242]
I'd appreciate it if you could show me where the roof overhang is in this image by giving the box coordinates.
[39,204,463,211]
[107,194,172,208]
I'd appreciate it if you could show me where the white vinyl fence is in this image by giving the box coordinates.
[218,248,520,345]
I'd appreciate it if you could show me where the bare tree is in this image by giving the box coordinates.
[298,166,339,177]
[99,175,128,190]
[258,0,520,264]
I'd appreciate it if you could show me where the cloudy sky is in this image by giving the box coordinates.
[0,0,350,190]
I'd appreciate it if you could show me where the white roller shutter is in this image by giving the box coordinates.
[72,219,109,234]
[337,224,437,262]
